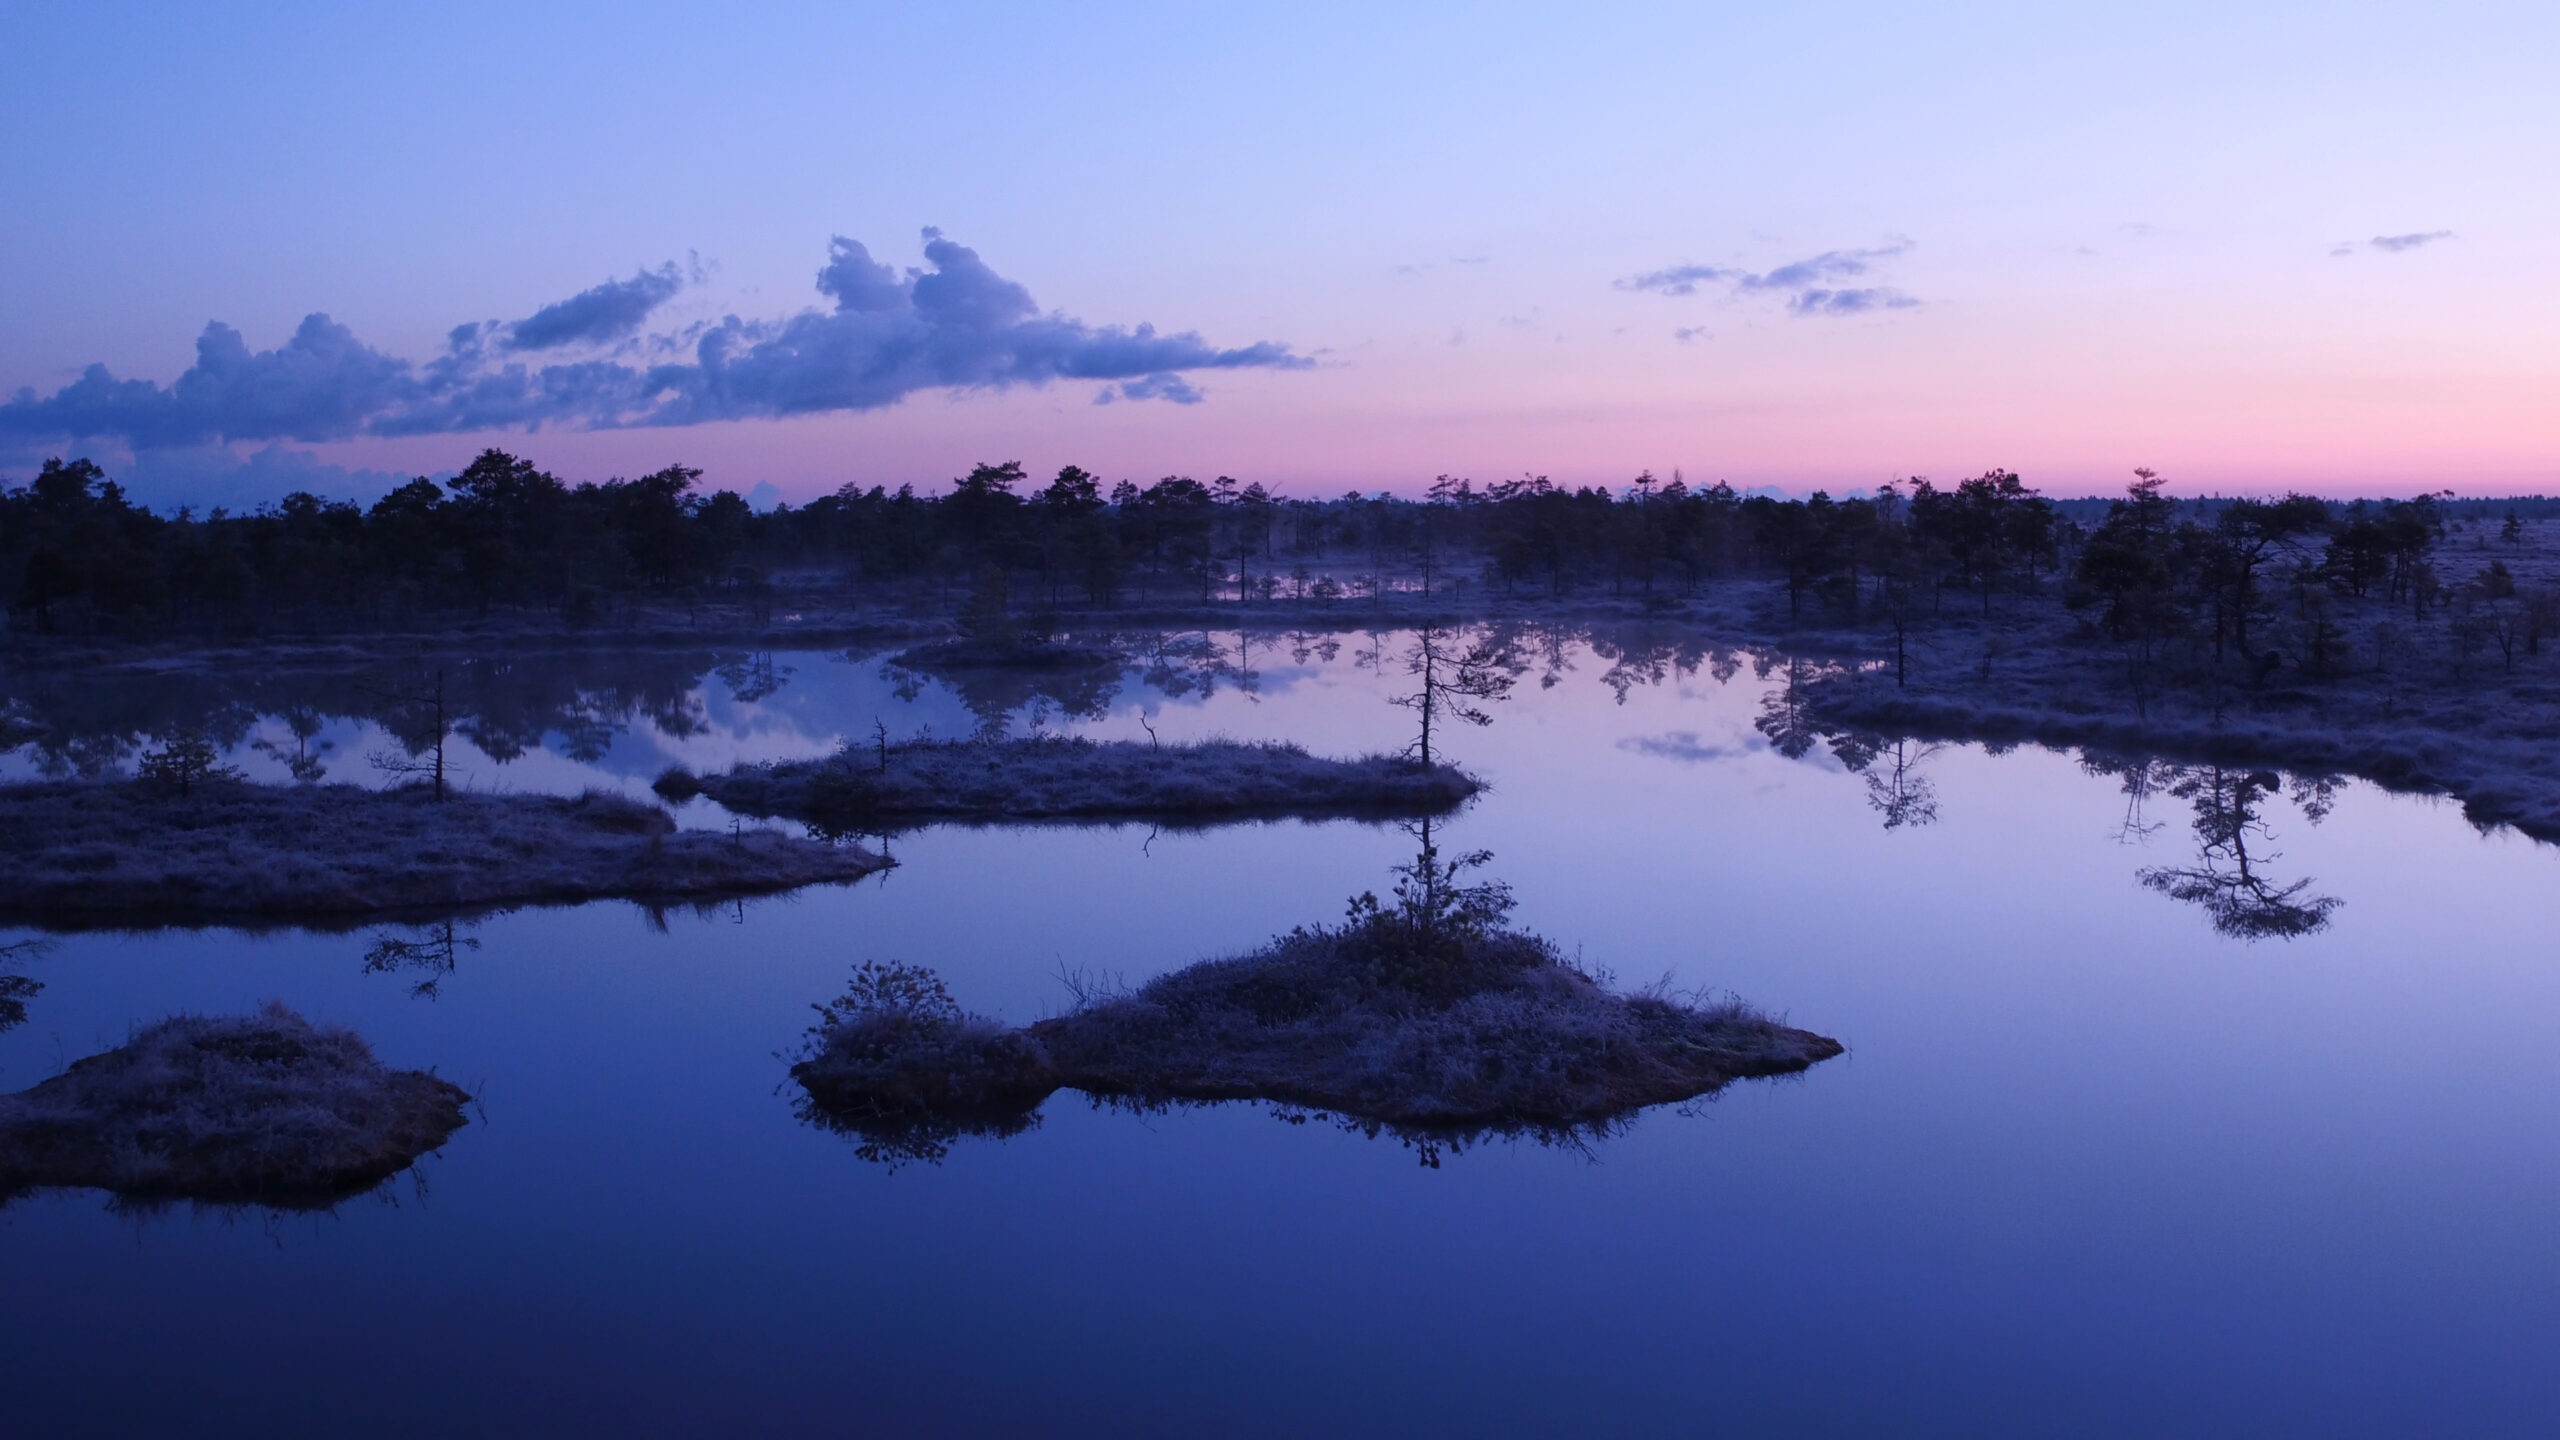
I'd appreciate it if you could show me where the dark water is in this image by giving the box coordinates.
[4,631,2555,1437]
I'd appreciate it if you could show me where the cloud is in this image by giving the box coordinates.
[0,231,1307,449]
[1738,245,1906,292]
[1620,731,1744,765]
[1615,263,1736,297]
[1093,372,1203,405]
[1672,326,1709,343]
[1616,241,1919,316]
[0,314,413,449]
[1789,287,1917,315]
[2368,230,2454,253]
[105,442,423,513]
[504,263,686,350]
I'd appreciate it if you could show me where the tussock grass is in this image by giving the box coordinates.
[699,735,1480,828]
[792,933,1839,1165]
[0,1004,468,1207]
[0,780,888,928]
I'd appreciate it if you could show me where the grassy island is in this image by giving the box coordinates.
[684,736,1480,829]
[1795,577,2560,843]
[0,1005,468,1207]
[791,856,1838,1164]
[0,781,888,928]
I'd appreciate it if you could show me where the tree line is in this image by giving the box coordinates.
[2,448,2531,660]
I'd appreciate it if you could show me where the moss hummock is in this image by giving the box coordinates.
[791,929,1840,1163]
[696,735,1481,829]
[0,781,889,928]
[0,1004,469,1207]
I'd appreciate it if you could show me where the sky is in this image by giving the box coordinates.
[1,1,2553,509]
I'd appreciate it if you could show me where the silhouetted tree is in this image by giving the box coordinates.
[136,735,243,797]
[1391,625,1520,766]
[2201,494,2331,670]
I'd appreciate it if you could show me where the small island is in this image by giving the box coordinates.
[790,845,1839,1163]
[0,1005,469,1208]
[681,735,1481,829]
[0,781,889,928]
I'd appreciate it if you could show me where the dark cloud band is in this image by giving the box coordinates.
[504,263,686,350]
[0,232,1307,448]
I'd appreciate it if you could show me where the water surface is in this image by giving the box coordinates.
[3,629,2554,1436]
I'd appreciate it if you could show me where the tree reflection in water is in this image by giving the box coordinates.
[2132,765,2342,940]
[794,1092,1043,1172]
[878,643,1123,739]
[1828,734,1943,830]
[248,706,333,782]
[361,920,480,1000]
[1752,656,1827,759]
[0,649,726,780]
[0,937,51,1034]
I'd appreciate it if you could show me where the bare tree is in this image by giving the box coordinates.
[1389,625,1519,767]
[365,665,454,799]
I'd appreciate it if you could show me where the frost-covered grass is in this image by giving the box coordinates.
[0,1004,468,1207]
[1798,584,2560,840]
[791,932,1840,1165]
[0,780,887,928]
[693,735,1480,828]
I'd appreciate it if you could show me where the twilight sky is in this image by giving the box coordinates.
[2,1,2553,508]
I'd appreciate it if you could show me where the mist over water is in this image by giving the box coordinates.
[4,630,2556,1436]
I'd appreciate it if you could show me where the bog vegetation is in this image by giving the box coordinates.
[0,777,887,928]
[0,1004,468,1208]
[9,445,2557,854]
[683,735,1480,831]
[791,824,1841,1168]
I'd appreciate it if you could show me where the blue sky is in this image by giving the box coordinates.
[2,1,2552,507]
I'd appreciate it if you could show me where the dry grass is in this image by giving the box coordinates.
[0,780,888,928]
[0,1003,468,1207]
[696,735,1480,829]
[791,933,1840,1165]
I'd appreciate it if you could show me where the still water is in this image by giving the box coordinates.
[3,629,2554,1436]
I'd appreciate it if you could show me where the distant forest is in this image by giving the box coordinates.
[0,448,2548,639]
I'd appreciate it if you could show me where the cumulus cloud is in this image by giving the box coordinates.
[111,442,423,512]
[0,231,1307,449]
[504,263,686,350]
[0,314,413,449]
[1616,241,1918,315]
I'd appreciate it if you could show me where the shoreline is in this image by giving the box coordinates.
[0,782,889,931]
[689,736,1481,831]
